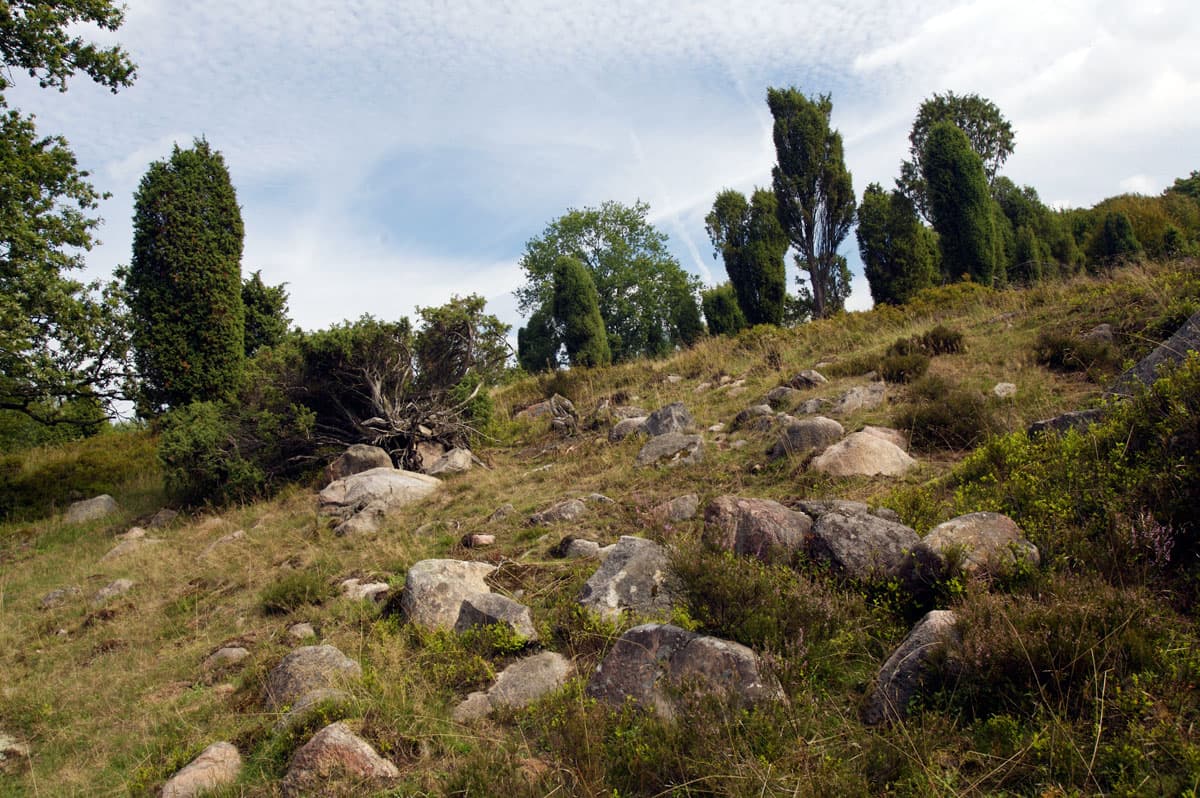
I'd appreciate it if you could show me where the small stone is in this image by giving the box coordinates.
[0,732,31,775]
[327,444,393,483]
[462,533,495,548]
[99,536,162,562]
[650,494,700,523]
[665,374,683,384]
[265,645,363,712]
[40,586,82,610]
[147,508,179,528]
[63,494,118,524]
[340,579,390,603]
[203,529,246,555]
[117,526,147,541]
[561,539,602,559]
[992,382,1017,399]
[788,369,828,389]
[610,417,648,441]
[768,416,844,460]
[830,383,886,415]
[162,742,243,798]
[281,722,398,796]
[529,499,587,525]
[732,404,773,430]
[452,691,492,723]
[288,623,316,641]
[1082,323,1114,344]
[425,448,473,476]
[454,593,538,642]
[634,432,703,467]
[643,402,694,437]
[203,646,250,671]
[707,423,725,433]
[488,503,515,522]
[91,578,134,605]
[765,386,802,409]
[861,611,960,725]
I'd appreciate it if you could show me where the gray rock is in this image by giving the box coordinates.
[99,536,162,562]
[1027,408,1105,436]
[452,691,492,723]
[91,578,134,605]
[872,507,903,523]
[635,432,703,467]
[332,502,388,537]
[63,494,118,524]
[117,526,146,541]
[788,369,828,389]
[650,494,700,523]
[578,536,677,621]
[327,444,392,483]
[453,652,572,721]
[162,742,242,798]
[281,722,398,797]
[40,586,81,610]
[415,440,448,472]
[454,593,538,642]
[203,529,246,555]
[516,393,576,421]
[644,402,694,436]
[609,416,648,441]
[203,646,250,672]
[830,382,886,415]
[992,382,1017,399]
[1111,310,1200,395]
[264,645,363,712]
[860,425,908,451]
[797,398,830,415]
[529,498,586,525]
[340,579,390,603]
[765,386,802,410]
[732,404,773,430]
[810,432,917,477]
[704,496,812,561]
[768,416,844,460]
[0,731,30,775]
[288,623,316,641]
[923,512,1040,577]
[560,539,602,559]
[488,503,515,522]
[425,447,473,476]
[276,688,357,733]
[795,499,870,518]
[318,467,440,521]
[395,559,496,631]
[586,493,615,504]
[810,511,938,586]
[1083,322,1114,344]
[587,624,782,719]
[861,610,959,725]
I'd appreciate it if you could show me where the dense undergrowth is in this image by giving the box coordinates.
[1,260,1199,796]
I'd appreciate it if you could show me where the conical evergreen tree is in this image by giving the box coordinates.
[552,255,611,367]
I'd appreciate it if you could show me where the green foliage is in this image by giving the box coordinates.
[1087,209,1143,266]
[670,286,705,348]
[878,351,930,384]
[1168,169,1200,200]
[552,255,611,367]
[916,324,965,355]
[1032,329,1120,376]
[413,293,511,392]
[516,304,558,373]
[991,177,1082,281]
[259,565,335,614]
[856,182,939,305]
[768,86,857,318]
[700,282,748,336]
[240,270,290,356]
[514,200,702,362]
[0,427,155,520]
[898,91,1015,220]
[705,187,788,325]
[0,0,136,94]
[922,121,1001,285]
[127,138,245,414]
[157,401,265,506]
[894,374,996,451]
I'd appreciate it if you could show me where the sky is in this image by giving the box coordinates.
[10,0,1200,336]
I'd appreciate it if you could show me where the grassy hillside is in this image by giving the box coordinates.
[2,260,1198,796]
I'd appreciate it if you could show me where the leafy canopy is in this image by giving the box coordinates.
[0,0,135,93]
[768,87,856,319]
[515,200,701,363]
[552,255,611,368]
[922,121,1001,285]
[856,182,939,305]
[705,188,787,326]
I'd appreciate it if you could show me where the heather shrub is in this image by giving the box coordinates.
[894,375,996,450]
[878,351,930,383]
[917,323,965,354]
[1033,328,1120,375]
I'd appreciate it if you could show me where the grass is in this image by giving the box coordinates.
[0,259,1198,795]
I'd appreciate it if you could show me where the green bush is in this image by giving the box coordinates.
[1033,329,1120,374]
[894,375,996,451]
[917,324,965,354]
[878,351,930,383]
[259,567,335,614]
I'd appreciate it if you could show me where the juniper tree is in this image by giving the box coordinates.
[856,183,939,305]
[701,283,748,336]
[922,121,1001,285]
[552,255,611,368]
[705,188,787,326]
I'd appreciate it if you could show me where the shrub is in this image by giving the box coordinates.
[894,375,996,451]
[259,567,335,614]
[1032,329,1120,374]
[917,324,965,354]
[878,351,930,383]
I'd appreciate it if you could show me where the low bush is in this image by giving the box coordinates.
[894,375,997,451]
[1032,328,1120,374]
[259,566,335,614]
[878,351,930,383]
[917,324,965,354]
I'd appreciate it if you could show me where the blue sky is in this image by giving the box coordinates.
[11,0,1200,336]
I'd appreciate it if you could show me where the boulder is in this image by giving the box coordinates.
[318,467,440,521]
[643,402,694,436]
[327,444,392,483]
[288,623,317,641]
[578,536,677,620]
[99,536,162,562]
[91,578,134,605]
[830,382,886,415]
[635,432,703,467]
[40,586,81,610]
[1111,309,1200,395]
[281,722,398,796]
[162,742,242,798]
[147,508,179,528]
[992,382,1017,399]
[731,404,773,430]
[556,538,602,559]
[788,369,828,389]
[587,624,782,719]
[861,610,959,725]
[650,494,700,523]
[797,398,831,415]
[860,425,908,450]
[765,386,802,410]
[264,645,362,712]
[425,448,472,476]
[203,646,250,672]
[609,416,648,441]
[528,498,586,525]
[795,499,870,518]
[453,652,572,722]
[415,440,448,472]
[810,511,938,586]
[63,494,118,524]
[923,512,1040,577]
[395,559,496,631]
[703,496,812,561]
[1027,408,1105,437]
[1083,322,1114,344]
[0,731,30,775]
[810,432,917,477]
[332,502,388,537]
[768,416,843,460]
[454,593,538,642]
[516,393,575,421]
